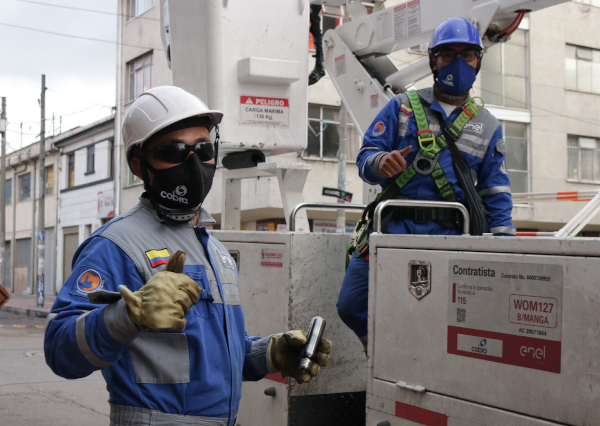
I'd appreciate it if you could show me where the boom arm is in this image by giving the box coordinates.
[324,0,568,138]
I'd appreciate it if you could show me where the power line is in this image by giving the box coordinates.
[47,89,113,108]
[14,0,160,21]
[0,22,163,51]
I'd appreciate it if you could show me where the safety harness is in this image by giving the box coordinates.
[347,90,484,267]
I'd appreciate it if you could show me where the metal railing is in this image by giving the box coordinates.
[512,190,599,203]
[373,200,470,235]
[289,202,367,232]
[511,190,600,238]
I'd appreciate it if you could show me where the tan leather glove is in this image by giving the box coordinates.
[119,250,202,332]
[268,330,332,384]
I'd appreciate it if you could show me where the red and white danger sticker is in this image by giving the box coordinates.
[447,260,563,373]
[240,96,289,127]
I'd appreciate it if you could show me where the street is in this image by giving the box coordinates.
[0,310,109,425]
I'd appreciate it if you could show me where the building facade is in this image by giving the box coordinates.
[53,115,116,291]
[115,0,600,234]
[3,139,59,294]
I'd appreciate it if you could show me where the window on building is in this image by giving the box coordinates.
[128,52,153,101]
[129,0,154,19]
[19,173,31,201]
[501,120,529,193]
[481,29,528,109]
[86,145,95,175]
[568,135,600,182]
[45,166,54,195]
[5,178,11,205]
[68,153,75,188]
[304,104,361,161]
[565,44,600,94]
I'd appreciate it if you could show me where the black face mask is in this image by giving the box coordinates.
[143,154,215,210]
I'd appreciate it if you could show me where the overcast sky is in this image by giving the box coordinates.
[0,0,118,153]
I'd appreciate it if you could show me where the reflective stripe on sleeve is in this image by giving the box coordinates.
[103,299,142,344]
[361,159,381,185]
[478,186,511,197]
[368,151,387,178]
[490,226,516,235]
[76,311,112,369]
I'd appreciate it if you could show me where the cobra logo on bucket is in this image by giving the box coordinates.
[472,338,487,354]
[161,185,188,204]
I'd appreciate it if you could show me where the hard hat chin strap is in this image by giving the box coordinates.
[434,82,468,102]
[213,125,219,168]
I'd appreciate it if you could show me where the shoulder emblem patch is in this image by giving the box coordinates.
[77,269,104,293]
[373,122,386,136]
[399,103,413,116]
[217,250,237,271]
[146,248,171,268]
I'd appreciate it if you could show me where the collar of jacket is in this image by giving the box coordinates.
[420,86,473,113]
[138,196,217,225]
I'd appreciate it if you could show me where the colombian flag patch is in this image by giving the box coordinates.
[146,248,170,268]
[399,103,413,116]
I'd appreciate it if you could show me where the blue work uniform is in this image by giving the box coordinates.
[45,198,271,426]
[337,87,516,341]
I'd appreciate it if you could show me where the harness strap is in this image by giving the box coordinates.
[399,91,483,204]
[349,90,485,261]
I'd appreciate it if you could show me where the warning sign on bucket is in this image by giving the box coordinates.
[240,96,289,127]
[446,260,563,373]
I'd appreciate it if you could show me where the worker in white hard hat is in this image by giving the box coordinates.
[45,86,332,426]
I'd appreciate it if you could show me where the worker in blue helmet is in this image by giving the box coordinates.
[337,17,515,347]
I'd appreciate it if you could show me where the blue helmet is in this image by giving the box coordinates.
[429,17,483,51]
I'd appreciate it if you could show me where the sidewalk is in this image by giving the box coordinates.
[2,293,56,319]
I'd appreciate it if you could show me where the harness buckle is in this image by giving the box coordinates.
[437,181,456,201]
[412,151,440,176]
[417,129,436,151]
[462,102,477,119]
[414,208,428,224]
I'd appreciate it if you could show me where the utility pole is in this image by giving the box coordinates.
[37,75,46,307]
[336,104,347,233]
[0,97,6,285]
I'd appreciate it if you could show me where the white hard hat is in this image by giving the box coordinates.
[122,86,223,157]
